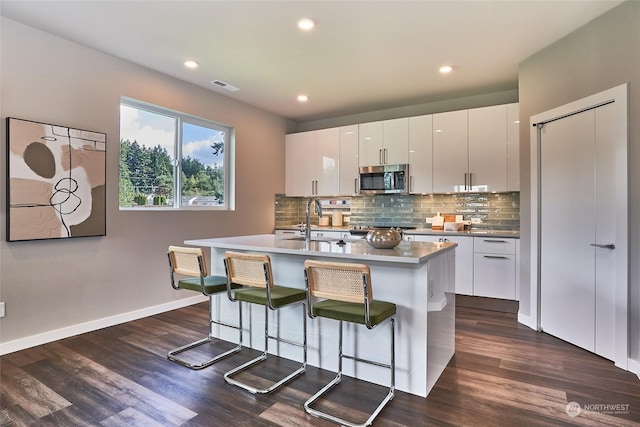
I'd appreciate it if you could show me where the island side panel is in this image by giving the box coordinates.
[426,248,456,395]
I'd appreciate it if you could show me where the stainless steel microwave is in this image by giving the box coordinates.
[359,164,409,194]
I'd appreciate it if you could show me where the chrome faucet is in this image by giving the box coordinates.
[305,198,322,245]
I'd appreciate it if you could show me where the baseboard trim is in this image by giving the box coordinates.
[455,295,519,314]
[0,295,207,356]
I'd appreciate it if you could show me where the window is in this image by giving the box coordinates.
[119,98,233,210]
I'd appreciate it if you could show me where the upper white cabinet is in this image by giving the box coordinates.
[358,118,409,167]
[285,127,340,196]
[433,104,516,193]
[507,103,520,191]
[286,102,519,196]
[468,104,508,192]
[408,115,433,193]
[432,110,468,193]
[339,125,360,195]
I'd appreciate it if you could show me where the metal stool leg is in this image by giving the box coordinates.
[168,294,242,369]
[304,317,395,427]
[224,301,307,394]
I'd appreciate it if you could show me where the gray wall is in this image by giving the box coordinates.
[518,1,640,363]
[0,18,287,348]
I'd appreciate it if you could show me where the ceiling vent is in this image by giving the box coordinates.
[210,80,239,92]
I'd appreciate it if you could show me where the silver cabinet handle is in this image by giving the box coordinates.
[384,148,388,164]
[464,173,468,191]
[354,178,358,194]
[469,172,473,190]
[379,149,383,165]
[590,243,615,250]
[483,255,509,259]
[483,239,508,243]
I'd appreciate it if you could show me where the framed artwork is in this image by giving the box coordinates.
[6,117,106,242]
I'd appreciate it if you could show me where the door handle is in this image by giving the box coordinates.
[590,243,615,250]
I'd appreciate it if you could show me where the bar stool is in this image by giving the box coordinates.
[303,259,396,427]
[166,245,242,369]
[223,251,307,394]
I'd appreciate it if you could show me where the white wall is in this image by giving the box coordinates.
[518,1,640,368]
[0,18,288,352]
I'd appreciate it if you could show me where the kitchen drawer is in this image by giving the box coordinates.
[473,237,516,255]
[473,253,516,299]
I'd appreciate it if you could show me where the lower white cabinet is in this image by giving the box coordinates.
[473,237,517,300]
[404,234,474,296]
[404,233,519,300]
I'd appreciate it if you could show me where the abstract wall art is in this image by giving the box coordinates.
[6,118,106,242]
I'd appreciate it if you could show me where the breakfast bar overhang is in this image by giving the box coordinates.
[185,234,456,398]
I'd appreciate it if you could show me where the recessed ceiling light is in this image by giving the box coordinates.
[298,18,315,31]
[439,65,453,74]
[297,94,309,102]
[184,60,199,69]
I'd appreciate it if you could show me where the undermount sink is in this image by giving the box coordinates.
[281,236,361,244]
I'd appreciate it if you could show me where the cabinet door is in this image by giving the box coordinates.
[339,125,359,195]
[358,121,383,166]
[507,103,520,191]
[285,131,315,196]
[473,236,516,299]
[408,115,432,193]
[473,253,516,299]
[314,128,340,196]
[383,118,409,165]
[433,110,468,192]
[468,105,508,192]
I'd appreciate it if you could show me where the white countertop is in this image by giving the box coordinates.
[185,234,456,264]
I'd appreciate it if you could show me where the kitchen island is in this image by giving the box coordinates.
[184,234,456,397]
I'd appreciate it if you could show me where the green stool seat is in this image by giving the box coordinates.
[234,286,306,308]
[312,299,396,326]
[177,275,228,294]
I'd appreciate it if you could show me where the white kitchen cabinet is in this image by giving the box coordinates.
[358,118,409,167]
[433,104,516,193]
[408,115,433,193]
[404,234,474,295]
[432,110,468,192]
[473,237,516,299]
[339,125,360,195]
[285,127,340,196]
[507,103,520,191]
[468,105,508,192]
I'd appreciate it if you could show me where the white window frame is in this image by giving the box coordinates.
[119,97,235,211]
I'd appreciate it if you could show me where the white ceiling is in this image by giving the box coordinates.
[0,0,623,122]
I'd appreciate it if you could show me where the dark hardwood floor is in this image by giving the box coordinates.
[2,301,639,426]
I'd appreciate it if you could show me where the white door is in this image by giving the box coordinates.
[408,115,432,193]
[314,127,340,196]
[539,103,617,361]
[432,110,468,192]
[339,125,359,195]
[382,117,409,165]
[468,105,508,192]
